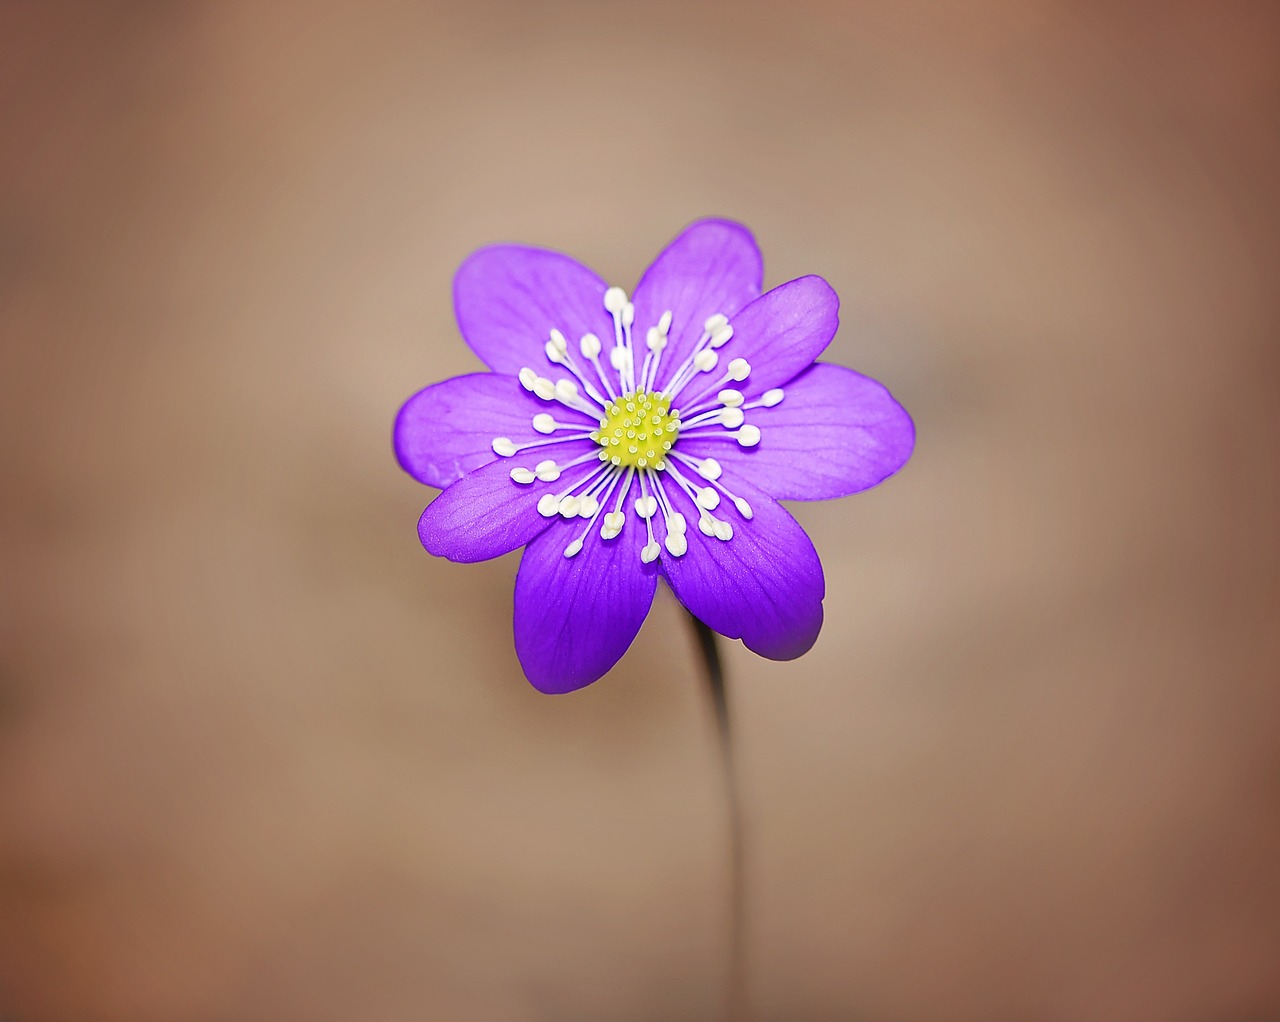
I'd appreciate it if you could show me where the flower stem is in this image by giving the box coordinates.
[688,612,747,1021]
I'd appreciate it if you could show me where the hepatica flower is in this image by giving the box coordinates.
[395,220,914,693]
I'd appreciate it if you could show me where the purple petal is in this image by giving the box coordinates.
[680,363,915,500]
[657,477,824,661]
[631,219,763,392]
[676,275,839,407]
[513,502,658,694]
[395,372,591,489]
[417,455,593,563]
[453,245,615,375]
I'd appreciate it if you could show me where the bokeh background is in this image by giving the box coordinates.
[3,2,1279,1020]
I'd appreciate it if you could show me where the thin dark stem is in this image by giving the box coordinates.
[689,612,746,1021]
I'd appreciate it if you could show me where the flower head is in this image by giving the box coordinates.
[395,220,914,693]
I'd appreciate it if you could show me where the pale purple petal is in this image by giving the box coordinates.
[395,372,593,489]
[680,363,915,500]
[453,245,615,374]
[513,503,658,694]
[657,477,824,660]
[631,219,763,392]
[417,456,593,563]
[676,275,839,407]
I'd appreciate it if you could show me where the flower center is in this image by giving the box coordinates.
[591,390,680,470]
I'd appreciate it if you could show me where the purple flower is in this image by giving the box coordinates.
[394,220,914,693]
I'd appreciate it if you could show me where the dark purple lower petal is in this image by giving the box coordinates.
[657,477,824,660]
[416,455,588,562]
[514,504,658,694]
[395,372,588,489]
[681,363,915,500]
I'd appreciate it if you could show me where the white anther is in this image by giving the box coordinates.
[558,495,581,517]
[580,333,602,359]
[534,459,560,481]
[532,377,556,400]
[658,310,673,334]
[553,378,579,401]
[710,325,734,348]
[664,531,688,557]
[718,389,744,408]
[549,328,568,352]
[634,495,658,518]
[694,349,719,373]
[736,424,761,447]
[704,313,728,333]
[718,407,745,428]
[609,346,628,371]
[713,519,734,541]
[532,413,556,434]
[492,437,517,457]
[537,494,560,517]
[518,367,538,391]
[761,388,784,407]
[544,340,567,364]
[563,538,583,558]
[510,467,537,484]
[622,302,635,328]
[668,512,687,535]
[646,327,667,351]
[578,494,599,518]
[696,487,721,510]
[698,516,715,537]
[641,541,661,564]
[696,458,723,481]
[726,358,751,382]
[733,497,753,519]
[604,287,628,314]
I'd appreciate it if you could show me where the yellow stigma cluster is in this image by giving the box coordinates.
[592,390,680,470]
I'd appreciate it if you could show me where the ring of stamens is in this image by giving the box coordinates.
[590,391,680,470]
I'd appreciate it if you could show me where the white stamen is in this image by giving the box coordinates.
[537,493,560,517]
[604,286,627,314]
[664,531,687,556]
[641,541,660,563]
[549,328,568,353]
[658,310,673,334]
[718,389,744,407]
[696,487,721,510]
[534,459,561,481]
[710,325,734,348]
[698,516,715,537]
[696,458,723,481]
[646,326,667,351]
[544,340,567,364]
[726,358,751,382]
[532,414,556,434]
[736,424,761,447]
[704,313,728,333]
[734,496,754,519]
[558,494,581,518]
[563,538,583,558]
[580,333,602,359]
[578,494,600,518]
[694,349,719,373]
[634,495,658,518]
[622,302,635,328]
[718,407,745,428]
[600,509,625,540]
[510,467,537,484]
[492,437,517,457]
[532,377,556,401]
[609,346,628,371]
[518,367,538,391]
[553,379,579,402]
[761,388,784,407]
[668,511,687,534]
[713,519,734,541]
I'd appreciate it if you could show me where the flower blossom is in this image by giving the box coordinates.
[394,220,914,693]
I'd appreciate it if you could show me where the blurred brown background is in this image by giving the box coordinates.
[2,2,1279,1020]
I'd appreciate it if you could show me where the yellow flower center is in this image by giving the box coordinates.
[591,391,681,470]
